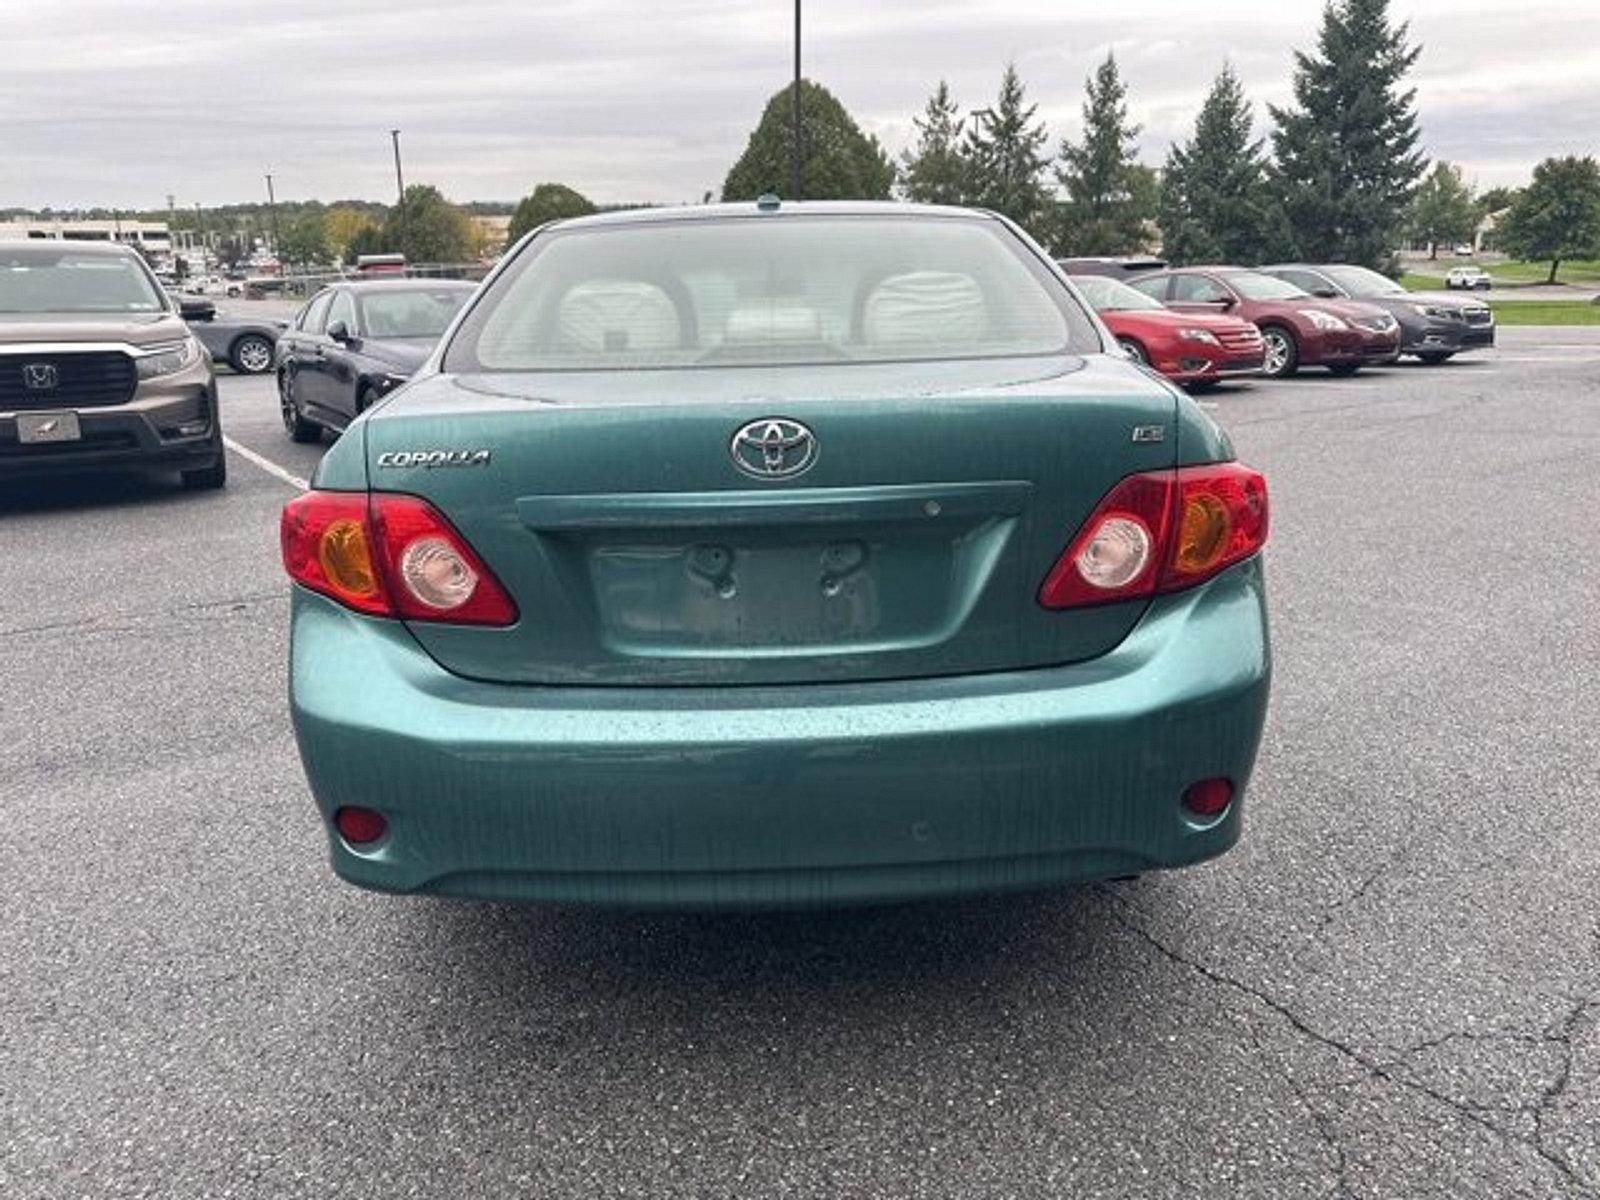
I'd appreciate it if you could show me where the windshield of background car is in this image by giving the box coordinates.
[0,246,164,314]
[1071,275,1166,313]
[1225,271,1311,301]
[357,288,472,338]
[445,215,1098,372]
[1322,265,1404,296]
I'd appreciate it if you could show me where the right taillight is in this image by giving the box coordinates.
[1039,462,1268,609]
[281,491,518,626]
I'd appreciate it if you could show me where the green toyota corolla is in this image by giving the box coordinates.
[283,200,1270,908]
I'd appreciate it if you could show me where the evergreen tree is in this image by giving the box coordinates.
[1497,156,1600,283]
[1158,64,1270,265]
[508,183,597,243]
[1269,0,1426,268]
[1054,54,1152,255]
[899,81,967,205]
[1407,162,1478,258]
[723,80,895,202]
[962,64,1051,235]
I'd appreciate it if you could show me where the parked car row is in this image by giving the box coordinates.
[1060,256,1493,385]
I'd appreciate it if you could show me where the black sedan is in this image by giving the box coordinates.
[275,279,476,442]
[1259,264,1495,364]
[173,294,287,374]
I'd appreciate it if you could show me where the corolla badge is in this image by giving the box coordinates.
[23,363,59,390]
[375,449,491,468]
[729,417,817,480]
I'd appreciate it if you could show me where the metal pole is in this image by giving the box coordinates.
[264,173,281,263]
[790,0,802,200]
[390,129,406,254]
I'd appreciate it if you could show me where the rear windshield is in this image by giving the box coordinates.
[0,246,165,314]
[445,215,1098,372]
[357,288,472,338]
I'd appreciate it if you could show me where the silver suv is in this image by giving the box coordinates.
[1,241,225,489]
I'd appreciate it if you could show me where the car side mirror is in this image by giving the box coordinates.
[178,295,215,321]
[326,320,352,343]
[1311,286,1338,299]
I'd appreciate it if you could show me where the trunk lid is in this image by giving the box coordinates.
[365,355,1177,686]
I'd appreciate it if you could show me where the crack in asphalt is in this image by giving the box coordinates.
[0,590,286,640]
[1244,1016,1353,1199]
[1098,890,1599,1196]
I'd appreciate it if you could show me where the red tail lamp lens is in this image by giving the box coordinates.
[334,806,388,845]
[1181,778,1235,818]
[1039,462,1268,609]
[281,491,517,626]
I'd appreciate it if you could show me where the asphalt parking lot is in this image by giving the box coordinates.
[3,327,1597,1198]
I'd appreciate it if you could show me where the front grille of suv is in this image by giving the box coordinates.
[0,351,138,411]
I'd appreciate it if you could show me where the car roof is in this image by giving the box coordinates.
[541,199,997,234]
[332,278,477,294]
[0,238,142,258]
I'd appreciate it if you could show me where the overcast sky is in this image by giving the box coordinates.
[4,0,1595,211]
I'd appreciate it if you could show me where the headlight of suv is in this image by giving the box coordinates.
[135,337,202,380]
[1301,309,1348,332]
[1177,328,1221,345]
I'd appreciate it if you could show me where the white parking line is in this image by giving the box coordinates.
[224,436,308,491]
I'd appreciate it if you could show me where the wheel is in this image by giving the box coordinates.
[230,334,274,374]
[1327,363,1361,376]
[1259,326,1299,378]
[1116,338,1148,365]
[1418,351,1454,365]
[279,373,321,443]
[181,446,227,490]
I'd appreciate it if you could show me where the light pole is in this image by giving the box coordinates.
[390,129,406,253]
[790,0,802,200]
[264,173,281,263]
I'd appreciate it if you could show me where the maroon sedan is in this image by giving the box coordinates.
[1129,267,1401,378]
[1070,274,1263,387]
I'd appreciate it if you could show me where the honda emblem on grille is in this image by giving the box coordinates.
[23,363,59,391]
[729,418,817,480]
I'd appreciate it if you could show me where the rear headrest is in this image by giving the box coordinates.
[558,280,680,353]
[863,271,986,347]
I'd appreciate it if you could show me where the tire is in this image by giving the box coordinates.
[1116,338,1148,365]
[1259,326,1299,378]
[181,446,227,490]
[279,373,321,444]
[230,334,274,374]
[1327,363,1361,376]
[1418,351,1454,365]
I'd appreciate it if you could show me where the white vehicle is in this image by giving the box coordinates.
[1445,266,1492,290]
[1452,243,1475,256]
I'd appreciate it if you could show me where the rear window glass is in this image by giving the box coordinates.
[445,216,1097,372]
[358,288,472,338]
[0,247,164,314]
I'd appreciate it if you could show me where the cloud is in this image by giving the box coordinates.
[0,0,1592,208]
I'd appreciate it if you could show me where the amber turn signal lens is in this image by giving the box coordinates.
[1175,493,1232,574]
[317,518,379,601]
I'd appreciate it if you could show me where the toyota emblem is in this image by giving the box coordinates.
[729,418,817,480]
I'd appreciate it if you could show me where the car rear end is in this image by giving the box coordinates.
[1,243,222,483]
[285,206,1271,908]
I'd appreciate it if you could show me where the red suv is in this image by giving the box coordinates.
[1129,267,1401,378]
[1070,274,1263,387]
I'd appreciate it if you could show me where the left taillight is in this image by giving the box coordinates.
[1038,462,1268,610]
[281,491,518,626]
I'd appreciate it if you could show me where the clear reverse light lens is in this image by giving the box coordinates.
[1075,516,1152,589]
[135,338,199,379]
[399,536,479,609]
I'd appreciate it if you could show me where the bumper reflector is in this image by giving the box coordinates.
[334,806,388,845]
[1181,778,1234,818]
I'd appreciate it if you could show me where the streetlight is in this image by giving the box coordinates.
[264,173,281,263]
[390,129,406,252]
[790,0,802,200]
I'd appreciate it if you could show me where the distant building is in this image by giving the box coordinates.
[0,217,175,256]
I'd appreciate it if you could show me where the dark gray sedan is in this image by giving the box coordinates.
[176,295,287,374]
[1260,264,1495,364]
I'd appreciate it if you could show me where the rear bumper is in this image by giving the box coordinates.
[290,558,1272,908]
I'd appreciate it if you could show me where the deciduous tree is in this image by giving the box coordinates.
[1496,156,1600,283]
[508,183,598,243]
[1407,162,1478,258]
[384,184,474,264]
